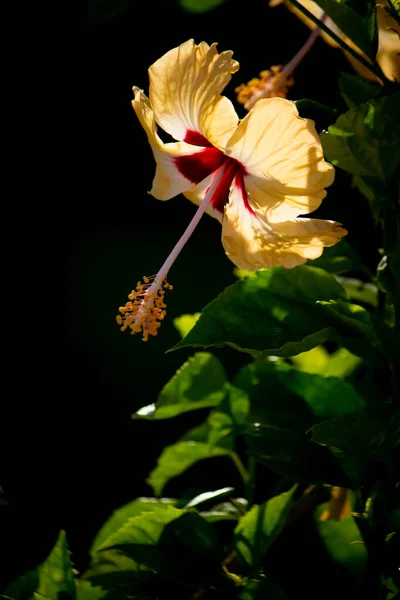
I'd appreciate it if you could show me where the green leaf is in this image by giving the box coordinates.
[37,531,76,600]
[4,569,39,600]
[309,412,384,454]
[312,0,378,59]
[339,72,381,109]
[310,238,369,275]
[291,346,362,378]
[320,92,400,183]
[170,265,351,359]
[133,352,227,420]
[5,533,76,600]
[147,441,233,496]
[207,384,250,445]
[234,486,297,568]
[173,313,201,338]
[237,576,288,599]
[309,412,385,485]
[76,580,107,600]
[314,504,367,577]
[336,277,378,307]
[178,0,227,13]
[184,487,235,508]
[96,506,221,587]
[317,299,377,339]
[238,360,365,483]
[91,498,176,554]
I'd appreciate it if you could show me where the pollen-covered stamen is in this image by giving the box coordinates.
[236,15,327,110]
[117,164,228,341]
[117,276,173,341]
[235,66,294,110]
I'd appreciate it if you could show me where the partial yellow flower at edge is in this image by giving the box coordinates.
[271,0,400,83]
[118,40,346,340]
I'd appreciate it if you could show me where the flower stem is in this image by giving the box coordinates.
[246,456,257,510]
[231,452,249,487]
[143,166,226,296]
[285,0,387,82]
[282,15,326,77]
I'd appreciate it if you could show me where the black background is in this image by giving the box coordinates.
[2,0,380,592]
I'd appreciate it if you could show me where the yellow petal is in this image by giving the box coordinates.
[226,98,334,222]
[222,183,346,270]
[132,88,208,200]
[149,39,239,148]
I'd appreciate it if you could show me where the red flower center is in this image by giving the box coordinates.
[174,130,254,215]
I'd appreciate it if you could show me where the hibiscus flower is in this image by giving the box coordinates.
[117,39,346,340]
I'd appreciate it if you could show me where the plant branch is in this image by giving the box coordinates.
[286,0,387,82]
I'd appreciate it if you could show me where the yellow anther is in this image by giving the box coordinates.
[116,275,173,341]
[235,65,294,110]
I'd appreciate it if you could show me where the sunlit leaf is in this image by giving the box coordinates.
[312,0,378,59]
[170,266,354,359]
[336,277,378,307]
[91,498,176,554]
[321,92,400,183]
[133,352,227,420]
[147,441,233,496]
[234,486,297,568]
[291,346,362,378]
[173,313,201,338]
[36,531,76,599]
[184,487,234,508]
[314,503,367,577]
[339,72,380,109]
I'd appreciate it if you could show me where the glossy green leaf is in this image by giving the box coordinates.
[321,92,400,183]
[170,265,351,358]
[147,441,233,496]
[238,360,365,483]
[133,352,227,420]
[312,0,378,59]
[178,0,227,13]
[91,498,176,554]
[184,487,234,508]
[314,504,367,577]
[311,238,369,275]
[339,72,380,109]
[234,486,297,568]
